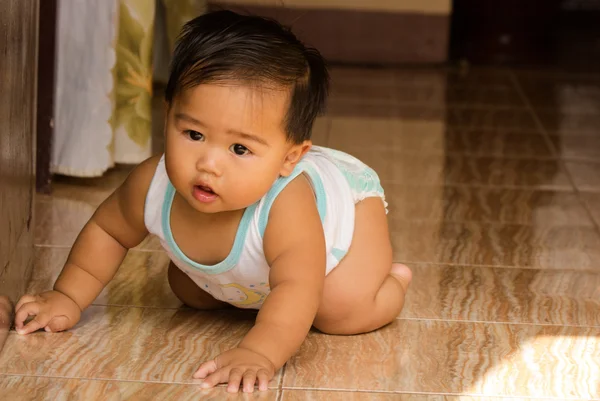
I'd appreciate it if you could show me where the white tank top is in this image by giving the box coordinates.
[144,147,359,309]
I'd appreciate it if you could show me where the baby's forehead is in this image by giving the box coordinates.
[177,81,289,101]
[177,83,288,114]
[171,84,290,137]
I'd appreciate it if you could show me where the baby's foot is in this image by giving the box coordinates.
[390,263,412,294]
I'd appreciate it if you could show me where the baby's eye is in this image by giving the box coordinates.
[230,144,250,156]
[185,130,204,141]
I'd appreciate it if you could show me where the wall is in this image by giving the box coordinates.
[210,0,452,64]
[214,0,451,14]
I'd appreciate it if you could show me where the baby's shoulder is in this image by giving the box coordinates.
[112,154,162,213]
[265,173,319,225]
[124,154,162,194]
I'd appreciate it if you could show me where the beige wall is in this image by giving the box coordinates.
[215,0,451,14]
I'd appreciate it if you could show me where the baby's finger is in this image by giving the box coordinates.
[227,368,243,393]
[193,359,217,379]
[15,295,37,312]
[14,302,40,331]
[46,316,71,333]
[200,368,228,389]
[242,370,257,393]
[18,312,52,335]
[257,369,270,391]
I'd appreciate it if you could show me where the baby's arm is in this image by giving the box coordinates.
[14,156,160,334]
[194,175,326,392]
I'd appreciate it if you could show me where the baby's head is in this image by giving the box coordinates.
[163,10,329,213]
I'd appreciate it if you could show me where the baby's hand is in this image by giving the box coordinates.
[194,347,275,393]
[14,291,81,335]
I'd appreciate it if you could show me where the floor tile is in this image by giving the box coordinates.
[326,99,406,119]
[403,264,600,327]
[44,166,132,204]
[34,198,96,247]
[0,375,278,400]
[517,77,600,114]
[449,129,554,158]
[392,84,446,105]
[0,306,281,386]
[26,247,180,308]
[329,82,395,104]
[326,101,446,120]
[311,117,330,147]
[346,152,572,190]
[329,67,397,86]
[281,390,558,401]
[580,192,600,226]
[283,319,600,399]
[385,186,591,226]
[327,117,446,153]
[443,86,526,107]
[550,134,600,162]
[565,161,600,191]
[536,111,600,136]
[35,198,162,250]
[330,125,554,159]
[445,108,538,130]
[443,69,514,90]
[390,221,600,270]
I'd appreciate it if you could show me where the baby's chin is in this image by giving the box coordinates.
[190,198,256,214]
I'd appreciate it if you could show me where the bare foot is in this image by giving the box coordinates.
[390,263,412,293]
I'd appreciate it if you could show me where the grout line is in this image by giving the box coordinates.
[395,316,600,329]
[399,260,600,273]
[394,259,600,273]
[509,70,600,235]
[378,181,577,192]
[89,303,181,310]
[2,373,591,400]
[337,149,561,161]
[276,368,286,401]
[382,182,575,192]
[278,363,287,392]
[508,71,563,160]
[0,373,280,391]
[33,244,165,253]
[388,218,595,228]
[278,387,594,400]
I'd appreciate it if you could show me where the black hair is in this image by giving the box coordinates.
[165,10,329,144]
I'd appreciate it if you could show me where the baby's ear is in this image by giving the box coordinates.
[280,141,312,177]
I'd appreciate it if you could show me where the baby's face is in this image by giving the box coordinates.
[164,83,306,213]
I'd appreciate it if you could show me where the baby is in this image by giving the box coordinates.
[14,10,412,393]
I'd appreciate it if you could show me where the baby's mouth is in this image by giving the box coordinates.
[196,185,215,194]
[193,184,219,203]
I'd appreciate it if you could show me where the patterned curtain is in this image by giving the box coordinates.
[52,0,205,177]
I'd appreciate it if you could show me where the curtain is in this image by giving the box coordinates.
[52,0,206,177]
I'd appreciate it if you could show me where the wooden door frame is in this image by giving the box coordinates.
[36,0,57,193]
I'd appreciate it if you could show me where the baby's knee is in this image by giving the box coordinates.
[313,311,376,335]
[313,296,372,335]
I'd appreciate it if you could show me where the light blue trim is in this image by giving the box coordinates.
[331,247,347,261]
[258,162,327,237]
[161,183,257,275]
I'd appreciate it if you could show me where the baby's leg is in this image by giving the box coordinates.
[168,262,230,310]
[313,198,412,335]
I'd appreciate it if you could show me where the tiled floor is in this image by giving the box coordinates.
[2,67,600,400]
